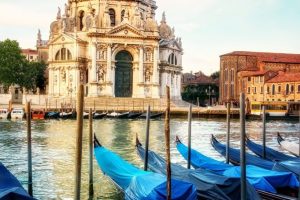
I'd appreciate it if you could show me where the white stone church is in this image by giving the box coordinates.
[38,0,183,99]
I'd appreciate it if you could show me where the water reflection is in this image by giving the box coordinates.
[0,118,299,199]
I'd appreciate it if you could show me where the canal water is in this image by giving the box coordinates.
[0,118,299,199]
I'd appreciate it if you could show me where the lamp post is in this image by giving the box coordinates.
[206,86,215,106]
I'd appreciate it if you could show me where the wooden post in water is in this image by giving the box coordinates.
[26,102,33,197]
[187,104,192,169]
[144,105,151,171]
[240,93,246,200]
[262,105,266,159]
[164,86,171,200]
[74,85,84,200]
[197,97,200,107]
[93,100,95,111]
[89,108,94,197]
[226,102,231,164]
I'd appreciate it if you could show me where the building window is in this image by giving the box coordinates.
[286,84,289,95]
[121,10,125,21]
[109,9,116,26]
[55,48,72,61]
[298,85,300,93]
[78,11,85,31]
[230,69,234,82]
[291,85,294,93]
[260,76,264,82]
[260,86,263,94]
[168,53,177,65]
[278,85,281,93]
[224,84,228,98]
[224,69,228,82]
[271,84,275,95]
[253,87,256,94]
[247,77,251,82]
[247,87,250,94]
[267,86,270,94]
[230,85,234,98]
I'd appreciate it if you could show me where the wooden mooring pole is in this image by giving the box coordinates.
[26,102,33,197]
[74,85,84,200]
[240,93,246,200]
[88,108,94,197]
[226,102,231,164]
[187,104,192,169]
[144,105,151,171]
[262,105,266,159]
[164,86,171,200]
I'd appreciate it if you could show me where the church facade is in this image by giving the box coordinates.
[38,0,183,99]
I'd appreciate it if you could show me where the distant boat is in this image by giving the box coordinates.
[0,162,35,199]
[59,111,74,119]
[246,137,297,161]
[94,136,197,200]
[32,109,45,120]
[107,111,129,119]
[127,112,142,119]
[45,111,60,119]
[0,108,9,119]
[277,133,300,157]
[139,112,164,119]
[10,108,24,120]
[135,136,260,200]
[93,112,107,119]
[176,136,299,194]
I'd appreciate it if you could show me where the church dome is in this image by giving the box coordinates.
[158,12,172,39]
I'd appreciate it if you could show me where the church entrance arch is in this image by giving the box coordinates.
[115,50,133,97]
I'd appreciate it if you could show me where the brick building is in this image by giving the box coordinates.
[219,51,300,104]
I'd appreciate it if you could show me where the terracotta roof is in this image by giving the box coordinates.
[239,70,268,77]
[221,51,300,63]
[267,71,300,83]
[22,48,38,54]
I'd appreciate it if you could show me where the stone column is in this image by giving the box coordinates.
[153,47,159,84]
[91,43,97,82]
[89,42,98,97]
[139,47,144,83]
[106,44,112,82]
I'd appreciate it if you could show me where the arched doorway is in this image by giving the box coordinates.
[115,51,133,97]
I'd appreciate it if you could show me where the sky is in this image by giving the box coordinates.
[0,0,300,75]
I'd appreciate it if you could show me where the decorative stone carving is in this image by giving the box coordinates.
[61,70,66,82]
[97,64,106,82]
[57,7,61,20]
[144,48,153,62]
[64,3,70,17]
[144,64,153,82]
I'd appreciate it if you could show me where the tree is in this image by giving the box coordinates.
[0,39,47,91]
[210,71,220,80]
[0,39,26,87]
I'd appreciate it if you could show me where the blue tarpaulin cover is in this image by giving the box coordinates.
[136,143,260,200]
[94,145,197,200]
[213,136,300,177]
[177,140,299,193]
[246,137,296,161]
[0,162,35,200]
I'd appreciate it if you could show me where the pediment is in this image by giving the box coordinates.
[107,24,145,38]
[159,39,182,51]
[49,33,86,45]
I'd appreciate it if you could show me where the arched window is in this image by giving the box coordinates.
[121,10,125,22]
[55,48,72,61]
[278,85,281,93]
[109,9,116,26]
[286,84,289,95]
[298,85,300,93]
[272,84,275,95]
[291,85,294,93]
[224,69,228,82]
[168,53,177,65]
[78,11,85,31]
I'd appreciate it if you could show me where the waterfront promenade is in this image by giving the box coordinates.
[0,97,239,117]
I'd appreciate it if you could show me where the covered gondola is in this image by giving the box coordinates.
[135,137,260,200]
[176,137,299,194]
[212,135,300,177]
[277,133,300,157]
[0,162,35,200]
[246,137,296,161]
[94,137,197,200]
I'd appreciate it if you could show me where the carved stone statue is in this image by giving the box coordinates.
[64,3,69,17]
[57,7,61,20]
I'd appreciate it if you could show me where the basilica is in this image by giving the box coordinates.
[38,0,183,99]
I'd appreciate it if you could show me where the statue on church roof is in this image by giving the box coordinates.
[57,7,61,20]
[64,3,70,17]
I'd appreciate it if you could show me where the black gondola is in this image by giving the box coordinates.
[127,112,142,119]
[93,112,107,119]
[139,112,164,119]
